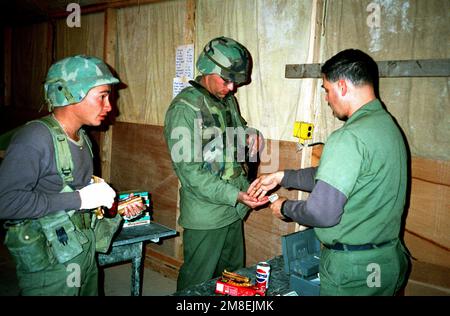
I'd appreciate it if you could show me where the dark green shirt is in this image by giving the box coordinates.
[315,99,407,245]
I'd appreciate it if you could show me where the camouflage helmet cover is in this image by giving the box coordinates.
[196,36,251,85]
[44,55,119,110]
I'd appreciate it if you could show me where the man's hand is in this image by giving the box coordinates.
[247,171,284,199]
[237,191,269,209]
[121,200,146,219]
[78,182,116,209]
[270,197,287,220]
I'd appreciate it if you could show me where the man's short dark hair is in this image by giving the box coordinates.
[321,49,379,87]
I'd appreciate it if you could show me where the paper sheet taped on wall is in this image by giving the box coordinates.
[173,44,194,98]
[173,77,191,98]
[175,44,194,78]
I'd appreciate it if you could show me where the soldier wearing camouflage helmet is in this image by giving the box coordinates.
[0,55,144,295]
[164,37,266,291]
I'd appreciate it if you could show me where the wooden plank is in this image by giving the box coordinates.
[408,260,450,290]
[407,157,450,268]
[184,0,196,44]
[285,63,322,79]
[294,0,325,232]
[3,27,12,107]
[46,21,54,70]
[405,230,450,269]
[144,248,182,280]
[285,59,450,78]
[412,157,450,186]
[173,0,197,262]
[100,7,117,182]
[49,0,168,18]
[404,157,450,268]
[110,123,178,257]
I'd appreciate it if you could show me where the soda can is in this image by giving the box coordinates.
[255,261,271,291]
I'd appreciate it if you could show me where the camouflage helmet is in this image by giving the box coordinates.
[44,55,119,110]
[196,36,251,85]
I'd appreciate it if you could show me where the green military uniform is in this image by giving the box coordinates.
[164,78,252,290]
[0,55,121,296]
[13,220,99,296]
[2,117,100,296]
[315,99,409,295]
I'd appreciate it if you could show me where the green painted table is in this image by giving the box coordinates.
[173,255,292,296]
[98,222,177,296]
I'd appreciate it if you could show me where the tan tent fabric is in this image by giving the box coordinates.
[55,12,105,60]
[196,0,315,143]
[319,0,450,160]
[115,0,186,125]
[8,0,448,161]
[38,0,450,160]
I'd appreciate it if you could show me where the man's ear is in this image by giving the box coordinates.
[338,79,347,96]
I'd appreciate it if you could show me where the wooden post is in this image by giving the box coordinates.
[100,7,117,182]
[46,21,54,71]
[174,0,196,262]
[296,0,325,232]
[3,26,12,107]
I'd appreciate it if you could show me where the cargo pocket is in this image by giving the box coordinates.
[4,220,53,273]
[38,211,83,264]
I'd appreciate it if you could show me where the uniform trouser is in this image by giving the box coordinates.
[319,239,410,296]
[16,228,98,296]
[177,220,244,291]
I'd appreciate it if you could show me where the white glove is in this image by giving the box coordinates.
[78,182,116,210]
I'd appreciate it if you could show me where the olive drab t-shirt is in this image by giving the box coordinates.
[314,99,407,246]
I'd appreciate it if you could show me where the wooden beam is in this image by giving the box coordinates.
[100,7,117,182]
[3,27,12,107]
[295,0,325,233]
[49,0,167,19]
[184,0,196,44]
[46,21,54,71]
[174,0,196,262]
[285,59,450,79]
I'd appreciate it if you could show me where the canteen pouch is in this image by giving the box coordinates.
[38,211,83,264]
[4,220,53,273]
[94,213,122,253]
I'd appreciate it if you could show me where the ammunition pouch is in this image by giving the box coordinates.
[38,211,88,264]
[93,213,122,253]
[4,219,54,273]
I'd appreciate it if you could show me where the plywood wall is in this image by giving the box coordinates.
[244,140,302,265]
[405,158,450,268]
[109,122,178,258]
[108,123,308,272]
[109,122,449,283]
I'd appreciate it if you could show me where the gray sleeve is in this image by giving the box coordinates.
[282,180,346,227]
[0,123,82,220]
[281,167,317,192]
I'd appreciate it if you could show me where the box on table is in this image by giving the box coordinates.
[118,190,152,228]
[281,228,321,296]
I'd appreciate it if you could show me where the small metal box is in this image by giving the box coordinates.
[281,228,321,296]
